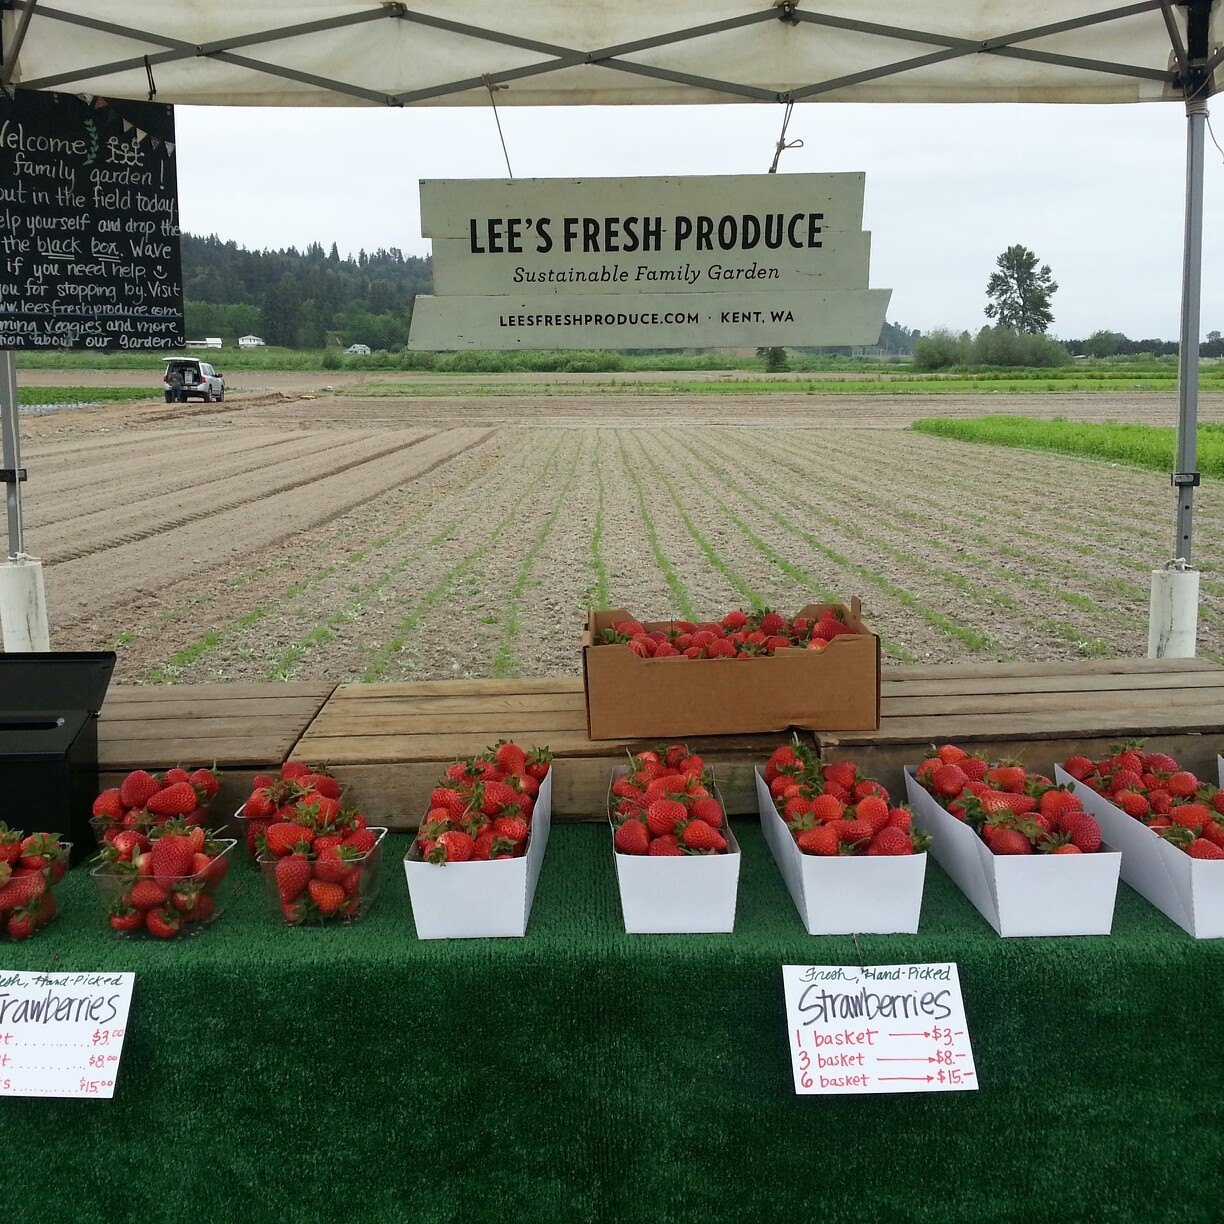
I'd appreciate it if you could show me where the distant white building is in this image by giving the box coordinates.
[345,343,372,356]
[185,337,223,349]
[238,334,266,348]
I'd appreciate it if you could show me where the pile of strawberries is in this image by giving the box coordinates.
[413,740,552,864]
[96,823,232,939]
[250,769,382,924]
[764,740,927,856]
[238,760,343,862]
[597,607,860,660]
[1063,744,1224,860]
[915,743,1103,855]
[611,744,729,856]
[0,825,69,940]
[92,765,220,843]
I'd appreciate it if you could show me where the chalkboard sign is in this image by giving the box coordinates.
[0,89,184,350]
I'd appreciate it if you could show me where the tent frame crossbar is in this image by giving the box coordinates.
[7,0,1189,108]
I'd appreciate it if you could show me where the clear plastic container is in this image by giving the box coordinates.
[257,828,386,926]
[91,839,236,939]
[0,839,71,940]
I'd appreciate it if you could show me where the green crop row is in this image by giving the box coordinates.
[911,415,1224,478]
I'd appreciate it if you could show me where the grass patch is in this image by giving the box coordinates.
[19,386,154,406]
[912,416,1224,477]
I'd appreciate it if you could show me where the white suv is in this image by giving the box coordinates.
[162,358,225,403]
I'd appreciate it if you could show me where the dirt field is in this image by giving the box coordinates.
[16,381,1224,683]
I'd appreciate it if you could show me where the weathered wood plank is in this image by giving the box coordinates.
[880,658,1220,681]
[879,672,1224,699]
[331,677,582,700]
[103,683,334,704]
[879,688,1224,719]
[307,693,586,720]
[306,710,591,737]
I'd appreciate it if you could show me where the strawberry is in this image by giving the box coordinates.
[1188,838,1224,860]
[7,908,38,940]
[263,822,311,858]
[120,770,160,810]
[111,830,149,861]
[275,855,311,903]
[822,761,858,791]
[985,765,1027,794]
[0,873,45,911]
[92,788,126,820]
[0,825,21,866]
[1167,771,1200,798]
[307,879,346,915]
[931,764,968,798]
[1201,819,1224,849]
[867,828,914,856]
[689,797,724,828]
[244,789,276,820]
[984,826,1032,855]
[614,820,650,855]
[178,891,216,923]
[474,833,516,860]
[1114,791,1151,820]
[430,830,475,864]
[128,879,169,910]
[647,835,683,856]
[887,807,912,832]
[280,760,311,781]
[681,819,726,853]
[147,781,198,818]
[1171,803,1209,834]
[808,794,844,823]
[300,771,342,800]
[646,798,686,837]
[491,741,528,775]
[149,834,194,884]
[796,826,839,856]
[492,815,529,845]
[343,828,377,856]
[109,905,145,933]
[145,906,181,939]
[1059,811,1102,853]
[935,743,968,764]
[1062,755,1095,780]
[189,767,221,798]
[855,796,890,832]
[1143,752,1180,774]
[837,818,873,847]
[312,850,355,884]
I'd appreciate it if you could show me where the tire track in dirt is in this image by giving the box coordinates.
[39,430,436,565]
[45,427,491,634]
[186,431,561,683]
[726,430,1219,661]
[125,430,516,683]
[360,433,579,683]
[27,431,349,531]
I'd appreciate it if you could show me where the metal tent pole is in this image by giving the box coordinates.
[0,351,50,651]
[1149,94,1207,657]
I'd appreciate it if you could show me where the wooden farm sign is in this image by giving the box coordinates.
[408,174,890,350]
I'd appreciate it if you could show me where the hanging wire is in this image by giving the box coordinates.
[768,98,804,174]
[1207,110,1224,167]
[144,55,157,102]
[482,74,514,179]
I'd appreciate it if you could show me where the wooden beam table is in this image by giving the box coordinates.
[291,677,804,826]
[821,657,1224,794]
[98,682,335,816]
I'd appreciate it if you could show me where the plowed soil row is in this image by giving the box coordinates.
[15,390,1224,682]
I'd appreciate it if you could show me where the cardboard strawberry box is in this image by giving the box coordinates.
[582,602,880,740]
[905,770,1121,937]
[757,770,926,934]
[403,768,551,940]
[608,766,740,934]
[1057,764,1224,939]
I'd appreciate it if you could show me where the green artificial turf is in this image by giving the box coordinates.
[2,824,1222,1224]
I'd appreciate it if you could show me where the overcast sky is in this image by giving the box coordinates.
[175,101,1223,341]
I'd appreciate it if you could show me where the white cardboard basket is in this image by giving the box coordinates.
[403,769,551,939]
[1056,763,1224,939]
[905,770,1120,937]
[757,769,926,934]
[608,765,740,933]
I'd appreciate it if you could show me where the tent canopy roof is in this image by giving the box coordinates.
[1,1,1219,109]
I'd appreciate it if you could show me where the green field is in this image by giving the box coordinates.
[912,415,1224,478]
[18,385,155,406]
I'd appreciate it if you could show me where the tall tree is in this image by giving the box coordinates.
[984,244,1058,334]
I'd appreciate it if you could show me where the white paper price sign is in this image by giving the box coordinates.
[0,971,135,1098]
[783,963,977,1095]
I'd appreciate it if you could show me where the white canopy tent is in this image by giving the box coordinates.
[0,0,1220,652]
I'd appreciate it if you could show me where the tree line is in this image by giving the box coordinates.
[182,233,431,349]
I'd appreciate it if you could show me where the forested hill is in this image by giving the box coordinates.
[182,233,432,349]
